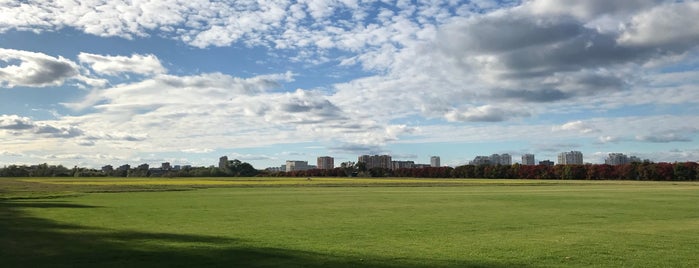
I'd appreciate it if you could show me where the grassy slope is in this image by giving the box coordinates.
[1,178,699,267]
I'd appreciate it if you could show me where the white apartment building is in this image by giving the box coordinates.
[430,156,440,167]
[286,160,309,172]
[521,154,535,165]
[557,151,583,165]
[317,156,334,170]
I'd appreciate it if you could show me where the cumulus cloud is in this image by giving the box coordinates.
[0,48,79,87]
[526,0,663,19]
[0,115,35,130]
[553,121,599,134]
[78,53,166,76]
[4,1,695,122]
[0,150,22,157]
[445,105,530,122]
[63,72,291,111]
[598,136,624,144]
[0,114,84,138]
[227,152,276,161]
[618,2,699,49]
[181,148,214,154]
[34,124,84,138]
[329,144,384,155]
[636,129,697,143]
[55,69,415,153]
[258,89,346,124]
[0,114,147,143]
[412,0,699,119]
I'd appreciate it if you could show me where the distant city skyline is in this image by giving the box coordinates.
[1,1,698,169]
[0,148,683,170]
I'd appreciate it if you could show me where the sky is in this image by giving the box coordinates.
[1,0,699,169]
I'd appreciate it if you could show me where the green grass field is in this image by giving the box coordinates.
[2,177,699,267]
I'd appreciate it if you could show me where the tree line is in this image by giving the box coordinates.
[0,159,260,178]
[272,162,699,181]
[2,161,698,181]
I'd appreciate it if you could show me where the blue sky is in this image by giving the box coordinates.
[1,0,698,169]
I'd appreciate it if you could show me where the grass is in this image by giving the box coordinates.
[2,177,699,267]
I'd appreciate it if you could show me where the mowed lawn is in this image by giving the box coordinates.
[2,178,699,267]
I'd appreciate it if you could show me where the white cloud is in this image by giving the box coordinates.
[526,0,662,20]
[0,114,35,130]
[553,120,599,134]
[181,148,214,154]
[0,150,22,157]
[227,152,276,161]
[636,128,697,143]
[598,136,624,144]
[618,2,699,49]
[445,105,530,122]
[0,48,79,87]
[78,53,167,76]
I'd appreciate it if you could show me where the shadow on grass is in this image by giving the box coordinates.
[0,200,524,268]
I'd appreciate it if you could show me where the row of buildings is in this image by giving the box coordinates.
[471,151,643,166]
[470,154,513,166]
[604,153,643,165]
[102,162,192,173]
[267,155,441,172]
[468,152,581,166]
[101,151,650,175]
[356,155,441,170]
[264,151,647,172]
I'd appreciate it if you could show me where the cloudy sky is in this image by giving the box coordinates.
[1,0,699,169]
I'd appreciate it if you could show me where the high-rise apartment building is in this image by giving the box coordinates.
[430,156,440,167]
[219,156,229,170]
[286,160,309,172]
[358,155,392,169]
[522,154,535,165]
[557,151,583,165]
[161,162,172,170]
[391,160,415,170]
[470,156,492,165]
[486,154,511,165]
[605,153,642,165]
[498,154,512,165]
[317,156,334,170]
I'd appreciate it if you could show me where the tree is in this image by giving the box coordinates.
[656,163,675,181]
[673,162,697,181]
[355,162,367,172]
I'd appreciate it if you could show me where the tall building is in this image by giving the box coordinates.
[630,156,643,163]
[219,156,229,170]
[470,156,491,165]
[101,165,114,173]
[498,154,512,165]
[286,160,309,172]
[490,154,501,165]
[605,153,628,165]
[557,151,583,165]
[116,164,130,171]
[358,155,392,169]
[317,156,334,170]
[483,154,511,165]
[161,162,172,170]
[522,154,535,166]
[539,160,554,166]
[605,153,641,165]
[430,156,441,167]
[392,160,415,170]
